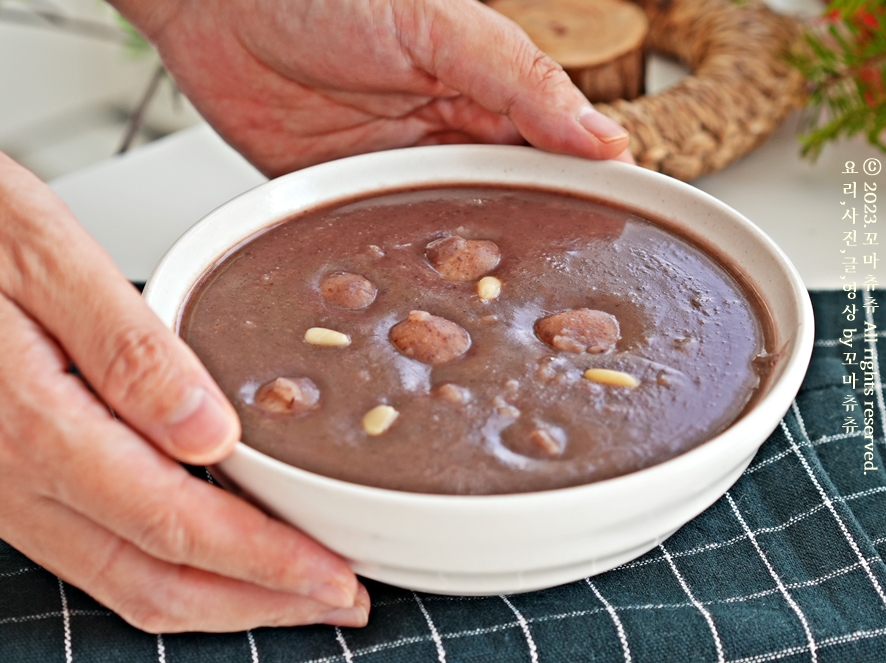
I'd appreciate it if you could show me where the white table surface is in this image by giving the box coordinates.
[50,114,881,290]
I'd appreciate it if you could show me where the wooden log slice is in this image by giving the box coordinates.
[596,0,806,181]
[487,0,649,102]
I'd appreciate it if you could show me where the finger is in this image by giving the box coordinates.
[319,89,526,147]
[0,294,358,608]
[403,0,631,160]
[2,493,369,632]
[0,154,239,465]
[418,95,525,146]
[614,147,637,165]
[317,86,460,118]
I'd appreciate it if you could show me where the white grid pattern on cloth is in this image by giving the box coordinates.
[371,555,881,615]
[658,542,726,662]
[335,626,355,663]
[726,493,818,662]
[0,566,39,578]
[298,617,561,663]
[787,403,886,606]
[302,634,441,663]
[5,569,883,663]
[372,596,486,608]
[58,578,72,663]
[814,328,886,347]
[157,634,166,663]
[605,557,882,609]
[727,627,886,663]
[291,600,886,663]
[3,470,881,663]
[499,595,539,663]
[618,486,881,573]
[0,610,111,627]
[585,579,632,663]
[412,592,446,662]
[745,431,868,477]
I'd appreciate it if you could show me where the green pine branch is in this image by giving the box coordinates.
[790,0,886,160]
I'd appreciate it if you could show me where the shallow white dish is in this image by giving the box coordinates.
[143,145,814,595]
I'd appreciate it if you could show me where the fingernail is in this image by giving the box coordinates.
[309,582,355,610]
[322,606,368,628]
[167,387,237,458]
[577,106,629,143]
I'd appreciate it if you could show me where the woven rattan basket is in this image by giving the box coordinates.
[596,0,807,180]
[491,0,808,181]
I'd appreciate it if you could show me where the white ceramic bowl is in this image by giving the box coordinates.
[143,145,814,595]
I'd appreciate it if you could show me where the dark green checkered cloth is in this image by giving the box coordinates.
[2,290,885,662]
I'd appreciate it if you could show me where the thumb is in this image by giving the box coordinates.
[0,155,240,465]
[407,0,631,160]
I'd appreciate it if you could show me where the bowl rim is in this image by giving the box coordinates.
[144,144,815,505]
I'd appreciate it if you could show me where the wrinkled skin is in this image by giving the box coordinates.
[0,155,366,632]
[115,0,632,176]
[0,0,632,632]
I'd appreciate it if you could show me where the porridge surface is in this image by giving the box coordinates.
[180,187,769,494]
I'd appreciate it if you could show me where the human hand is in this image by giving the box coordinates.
[112,0,633,176]
[0,153,368,632]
